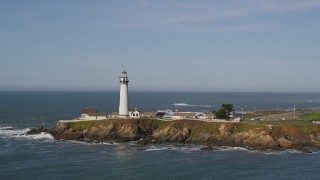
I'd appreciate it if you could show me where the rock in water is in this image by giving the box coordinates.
[26,127,48,135]
[201,145,213,151]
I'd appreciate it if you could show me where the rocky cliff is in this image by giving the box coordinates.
[49,119,320,152]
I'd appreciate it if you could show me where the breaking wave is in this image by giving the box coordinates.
[215,146,249,151]
[0,126,14,130]
[139,145,202,152]
[215,146,308,154]
[23,132,54,140]
[215,147,307,154]
[308,99,320,103]
[0,126,30,137]
[139,145,308,154]
[0,126,53,140]
[102,142,119,145]
[173,103,213,108]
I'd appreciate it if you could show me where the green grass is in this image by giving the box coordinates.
[300,113,320,120]
[248,119,320,134]
[189,123,220,137]
[234,123,268,132]
[188,122,269,137]
[250,119,315,126]
[152,120,169,128]
[274,120,315,126]
[243,111,287,118]
[69,121,95,130]
[203,124,213,132]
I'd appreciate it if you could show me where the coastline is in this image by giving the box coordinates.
[45,117,320,153]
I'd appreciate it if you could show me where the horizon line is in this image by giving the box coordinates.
[0,90,319,94]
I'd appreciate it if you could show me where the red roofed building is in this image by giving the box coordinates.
[81,108,97,116]
[79,108,108,120]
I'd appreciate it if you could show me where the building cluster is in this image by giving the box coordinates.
[77,71,217,121]
[79,108,216,121]
[112,109,216,120]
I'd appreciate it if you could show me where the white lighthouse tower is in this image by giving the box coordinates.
[119,70,129,117]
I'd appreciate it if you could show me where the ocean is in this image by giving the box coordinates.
[1,92,320,179]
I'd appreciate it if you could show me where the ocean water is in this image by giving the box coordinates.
[1,92,320,179]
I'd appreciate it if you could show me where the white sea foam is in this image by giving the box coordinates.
[215,146,250,152]
[0,127,30,137]
[102,142,119,145]
[142,145,201,152]
[174,103,189,106]
[261,151,285,155]
[144,148,165,151]
[141,145,316,154]
[0,126,14,130]
[62,140,89,145]
[21,132,54,140]
[308,99,320,103]
[259,149,306,155]
[60,140,120,146]
[173,103,213,108]
[142,145,171,151]
[284,149,303,154]
[0,127,53,140]
[214,147,306,154]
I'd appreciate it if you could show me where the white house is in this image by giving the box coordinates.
[129,110,140,118]
[198,112,216,119]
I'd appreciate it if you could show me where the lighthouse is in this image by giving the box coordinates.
[119,70,129,117]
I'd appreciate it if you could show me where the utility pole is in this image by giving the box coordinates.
[277,104,279,114]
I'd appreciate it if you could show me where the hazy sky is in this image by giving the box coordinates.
[1,0,320,92]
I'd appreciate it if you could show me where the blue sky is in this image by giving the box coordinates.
[0,0,320,92]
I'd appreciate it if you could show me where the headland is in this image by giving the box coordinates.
[45,113,320,152]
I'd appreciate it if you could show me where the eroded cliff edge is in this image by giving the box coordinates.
[49,119,320,152]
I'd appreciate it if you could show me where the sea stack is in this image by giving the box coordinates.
[119,70,129,117]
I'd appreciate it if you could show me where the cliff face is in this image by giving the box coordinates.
[51,119,157,142]
[50,119,320,151]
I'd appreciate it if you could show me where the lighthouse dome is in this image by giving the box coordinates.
[120,70,128,78]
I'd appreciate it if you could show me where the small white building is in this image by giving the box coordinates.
[198,112,216,119]
[129,110,140,118]
[172,112,196,120]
